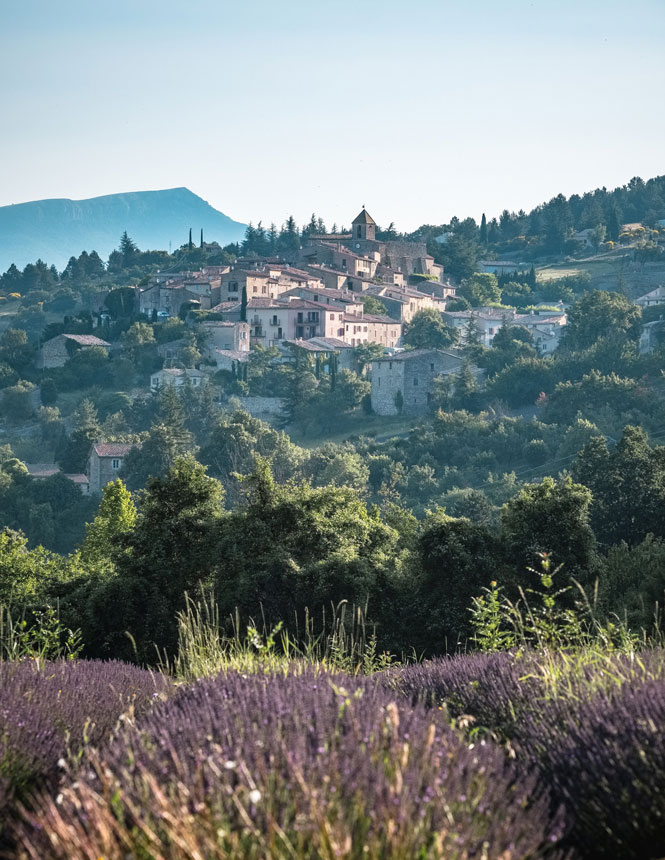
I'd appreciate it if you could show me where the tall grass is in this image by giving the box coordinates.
[0,604,82,665]
[160,594,397,681]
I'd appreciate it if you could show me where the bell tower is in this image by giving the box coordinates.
[351,207,376,242]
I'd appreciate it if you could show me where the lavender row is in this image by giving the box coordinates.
[14,668,564,860]
[0,659,170,831]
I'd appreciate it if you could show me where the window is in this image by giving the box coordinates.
[262,285,267,294]
[389,361,393,369]
[357,225,362,238]
[229,282,239,292]
[112,459,121,470]
[430,363,434,371]
[413,377,418,386]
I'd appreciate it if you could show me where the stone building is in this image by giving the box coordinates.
[364,314,403,348]
[150,368,205,391]
[37,333,111,369]
[370,349,474,416]
[87,442,135,495]
[198,320,250,353]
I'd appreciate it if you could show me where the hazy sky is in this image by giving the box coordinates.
[1,0,664,231]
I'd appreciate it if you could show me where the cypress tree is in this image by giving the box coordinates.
[240,285,248,322]
[608,206,621,242]
[200,228,204,248]
[480,213,488,246]
[188,228,193,250]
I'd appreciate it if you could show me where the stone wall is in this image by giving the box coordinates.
[229,396,286,422]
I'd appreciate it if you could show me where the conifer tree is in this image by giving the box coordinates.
[608,206,621,242]
[480,213,488,245]
[240,285,248,322]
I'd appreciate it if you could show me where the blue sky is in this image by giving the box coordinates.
[1,0,663,231]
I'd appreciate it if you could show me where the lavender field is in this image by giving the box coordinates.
[2,650,665,860]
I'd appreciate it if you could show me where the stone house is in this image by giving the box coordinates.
[636,285,665,308]
[150,368,205,391]
[365,285,443,323]
[198,320,250,353]
[87,442,136,495]
[139,283,203,317]
[513,313,567,355]
[300,241,378,279]
[640,319,665,354]
[25,463,91,494]
[364,314,403,349]
[343,314,370,347]
[443,308,517,347]
[278,286,364,316]
[370,349,475,416]
[219,266,324,304]
[281,337,357,371]
[37,333,111,369]
[213,349,250,373]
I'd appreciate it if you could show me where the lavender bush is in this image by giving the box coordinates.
[15,668,565,860]
[391,650,665,859]
[516,666,665,859]
[386,651,535,737]
[0,660,170,828]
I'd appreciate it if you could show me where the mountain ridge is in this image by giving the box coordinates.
[0,187,247,271]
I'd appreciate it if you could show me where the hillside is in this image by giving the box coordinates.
[0,187,247,271]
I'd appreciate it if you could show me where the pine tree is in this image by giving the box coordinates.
[268,223,278,251]
[119,232,139,267]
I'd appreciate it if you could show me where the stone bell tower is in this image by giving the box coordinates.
[351,207,376,242]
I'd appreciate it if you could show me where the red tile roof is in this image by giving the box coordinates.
[92,443,134,458]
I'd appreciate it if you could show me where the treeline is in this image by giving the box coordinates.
[5,420,665,665]
[0,231,238,304]
[412,175,665,277]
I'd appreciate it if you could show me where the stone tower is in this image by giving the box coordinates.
[352,207,376,242]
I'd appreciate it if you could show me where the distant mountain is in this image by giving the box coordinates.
[0,187,247,271]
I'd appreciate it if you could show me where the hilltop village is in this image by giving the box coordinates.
[1,183,665,538]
